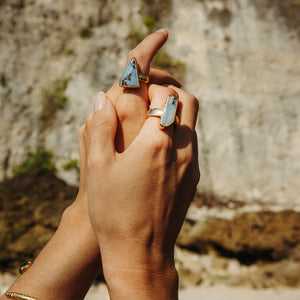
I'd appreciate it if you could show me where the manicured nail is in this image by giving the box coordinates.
[94,92,106,111]
[156,28,168,33]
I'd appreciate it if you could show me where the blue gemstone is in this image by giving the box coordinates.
[119,57,139,88]
[160,96,178,127]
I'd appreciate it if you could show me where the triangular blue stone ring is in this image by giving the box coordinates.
[119,57,149,88]
[148,95,179,129]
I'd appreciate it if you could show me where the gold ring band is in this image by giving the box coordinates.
[148,108,163,118]
[19,261,32,275]
[148,95,179,129]
[138,73,149,84]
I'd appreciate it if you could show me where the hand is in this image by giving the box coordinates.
[65,29,183,295]
[86,84,200,299]
[71,28,181,235]
[106,29,181,152]
[2,30,182,300]
[70,28,182,258]
[72,29,181,211]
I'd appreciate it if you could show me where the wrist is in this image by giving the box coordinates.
[105,263,178,300]
[6,198,102,300]
[101,244,178,299]
[59,202,100,263]
[62,198,89,225]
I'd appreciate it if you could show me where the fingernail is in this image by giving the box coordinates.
[94,92,106,111]
[156,28,168,33]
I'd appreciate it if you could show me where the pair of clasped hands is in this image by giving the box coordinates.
[4,30,199,300]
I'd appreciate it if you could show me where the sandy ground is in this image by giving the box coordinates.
[85,283,300,300]
[1,273,299,299]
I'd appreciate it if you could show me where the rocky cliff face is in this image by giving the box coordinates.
[0,0,139,182]
[1,0,299,209]
[175,0,300,208]
[1,0,300,288]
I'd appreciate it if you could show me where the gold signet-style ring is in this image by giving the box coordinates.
[148,95,179,129]
[119,57,149,88]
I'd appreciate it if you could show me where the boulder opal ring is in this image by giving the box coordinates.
[119,57,149,88]
[148,95,179,129]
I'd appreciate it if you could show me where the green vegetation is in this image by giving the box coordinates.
[208,6,232,27]
[10,226,22,241]
[40,78,70,125]
[153,51,185,71]
[65,48,75,56]
[153,50,186,82]
[142,0,152,5]
[128,30,147,48]
[80,27,92,39]
[43,78,69,109]
[141,0,172,21]
[224,35,231,42]
[0,74,6,87]
[129,0,173,44]
[52,78,69,108]
[152,50,186,83]
[143,15,155,32]
[115,15,123,22]
[128,0,185,82]
[13,150,57,175]
[63,159,79,171]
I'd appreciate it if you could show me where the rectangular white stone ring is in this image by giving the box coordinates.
[160,95,179,128]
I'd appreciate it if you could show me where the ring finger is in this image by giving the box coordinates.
[146,84,179,136]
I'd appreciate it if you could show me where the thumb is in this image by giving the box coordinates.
[87,92,117,165]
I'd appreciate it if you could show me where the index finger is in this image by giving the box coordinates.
[125,29,169,75]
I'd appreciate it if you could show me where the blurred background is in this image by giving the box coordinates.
[0,0,299,298]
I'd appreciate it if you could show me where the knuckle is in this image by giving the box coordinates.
[166,87,179,98]
[182,93,199,111]
[92,121,114,134]
[180,148,200,186]
[149,133,172,154]
[181,143,197,169]
[116,100,147,126]
[128,49,139,61]
[116,101,133,121]
[128,49,147,68]
[190,95,199,111]
[183,148,194,166]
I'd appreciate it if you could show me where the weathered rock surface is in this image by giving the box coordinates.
[174,201,300,288]
[0,0,299,208]
[0,0,140,182]
[0,170,76,272]
[1,0,300,290]
[178,208,300,263]
[167,0,300,206]
[175,246,300,288]
[0,171,299,288]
